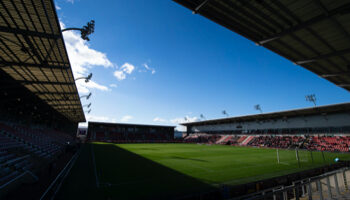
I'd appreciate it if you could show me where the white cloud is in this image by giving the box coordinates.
[55,5,61,10]
[175,126,186,132]
[170,116,199,124]
[114,71,126,81]
[60,22,113,94]
[121,63,135,74]
[153,117,167,123]
[121,115,133,122]
[66,0,74,3]
[143,63,150,70]
[85,81,109,91]
[109,84,117,88]
[75,80,110,94]
[170,116,199,132]
[113,63,135,81]
[87,115,114,122]
[143,63,156,74]
[78,114,117,127]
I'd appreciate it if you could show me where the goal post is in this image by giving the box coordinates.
[276,148,295,165]
[276,148,329,167]
[295,148,301,168]
[276,148,307,167]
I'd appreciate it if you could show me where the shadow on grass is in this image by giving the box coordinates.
[57,143,219,200]
[170,156,209,163]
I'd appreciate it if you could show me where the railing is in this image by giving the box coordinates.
[232,167,350,200]
[39,149,81,200]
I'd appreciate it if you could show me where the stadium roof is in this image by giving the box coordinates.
[181,102,350,126]
[0,0,85,122]
[88,121,175,128]
[174,0,350,92]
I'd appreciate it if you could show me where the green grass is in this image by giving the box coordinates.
[57,143,350,199]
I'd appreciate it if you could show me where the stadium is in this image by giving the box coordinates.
[1,0,350,200]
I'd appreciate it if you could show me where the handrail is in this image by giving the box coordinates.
[231,166,350,200]
[0,155,30,167]
[39,149,80,200]
[0,171,26,190]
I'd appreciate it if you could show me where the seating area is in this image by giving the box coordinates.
[248,136,305,148]
[0,122,73,159]
[0,134,33,190]
[95,131,174,143]
[182,133,350,153]
[183,134,222,144]
[0,121,75,191]
[220,135,241,145]
[247,135,350,152]
[307,136,350,152]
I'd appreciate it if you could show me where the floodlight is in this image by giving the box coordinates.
[305,94,317,106]
[254,104,263,113]
[62,20,95,41]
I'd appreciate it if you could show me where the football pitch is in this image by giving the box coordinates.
[57,143,350,199]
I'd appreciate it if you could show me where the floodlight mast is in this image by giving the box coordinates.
[62,20,95,41]
[305,94,317,107]
[80,92,92,100]
[254,104,263,113]
[75,73,93,83]
[84,109,91,114]
[83,103,92,108]
[222,110,229,117]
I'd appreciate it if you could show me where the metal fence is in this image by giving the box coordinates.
[40,149,81,200]
[232,167,350,200]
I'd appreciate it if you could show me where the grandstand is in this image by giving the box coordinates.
[87,122,175,143]
[0,0,83,199]
[173,0,350,199]
[182,103,350,153]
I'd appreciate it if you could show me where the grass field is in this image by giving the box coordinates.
[57,143,350,199]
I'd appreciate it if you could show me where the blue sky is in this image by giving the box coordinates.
[55,0,350,130]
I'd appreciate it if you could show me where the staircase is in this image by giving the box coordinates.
[241,136,255,145]
[216,135,229,144]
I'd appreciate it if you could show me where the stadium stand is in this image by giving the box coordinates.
[183,133,222,144]
[181,103,350,155]
[0,120,78,198]
[307,136,350,152]
[0,0,84,198]
[182,133,350,153]
[0,122,73,158]
[87,122,175,143]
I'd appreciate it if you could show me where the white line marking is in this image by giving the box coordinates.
[279,162,290,165]
[91,144,100,188]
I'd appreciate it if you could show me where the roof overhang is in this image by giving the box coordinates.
[88,121,176,128]
[174,0,350,92]
[0,0,85,122]
[181,102,350,126]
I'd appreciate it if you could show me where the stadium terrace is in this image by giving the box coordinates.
[182,102,350,134]
[0,0,350,200]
